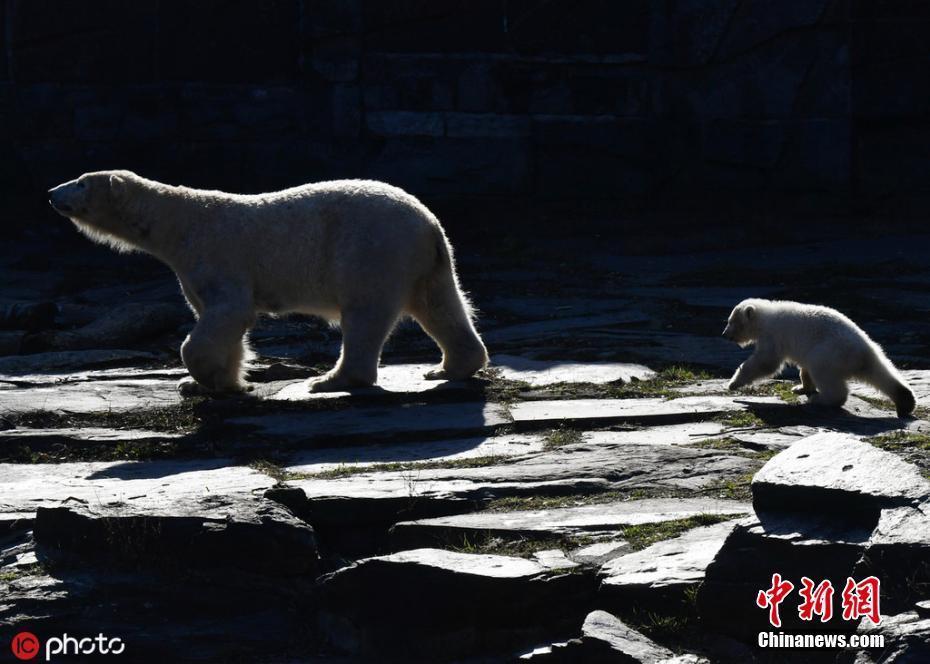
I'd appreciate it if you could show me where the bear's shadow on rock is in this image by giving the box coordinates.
[77,374,500,481]
[741,400,912,438]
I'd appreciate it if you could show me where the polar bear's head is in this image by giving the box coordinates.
[723,299,763,348]
[49,170,138,251]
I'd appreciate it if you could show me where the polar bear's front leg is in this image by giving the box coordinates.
[728,351,781,391]
[179,305,255,396]
[308,305,398,393]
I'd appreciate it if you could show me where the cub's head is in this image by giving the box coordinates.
[48,170,139,251]
[722,299,764,347]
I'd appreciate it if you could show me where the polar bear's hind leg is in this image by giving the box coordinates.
[409,270,488,381]
[792,367,817,395]
[806,365,848,408]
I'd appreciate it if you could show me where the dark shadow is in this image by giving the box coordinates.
[85,457,234,480]
[742,400,911,438]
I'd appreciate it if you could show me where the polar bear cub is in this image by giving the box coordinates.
[723,298,915,417]
[48,171,488,394]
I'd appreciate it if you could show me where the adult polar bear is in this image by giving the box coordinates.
[49,171,488,395]
[723,298,916,417]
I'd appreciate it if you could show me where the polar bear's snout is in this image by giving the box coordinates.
[48,179,87,216]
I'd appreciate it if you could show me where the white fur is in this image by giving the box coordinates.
[722,298,915,416]
[49,171,488,394]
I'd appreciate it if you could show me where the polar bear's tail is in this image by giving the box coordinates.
[861,348,916,417]
[407,225,489,379]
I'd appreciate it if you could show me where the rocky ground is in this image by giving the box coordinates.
[1,227,929,662]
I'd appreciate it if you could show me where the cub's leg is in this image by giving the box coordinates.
[727,350,782,391]
[179,305,255,396]
[792,367,817,395]
[309,305,398,392]
[806,364,849,408]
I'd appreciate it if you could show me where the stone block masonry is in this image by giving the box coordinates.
[0,0,926,232]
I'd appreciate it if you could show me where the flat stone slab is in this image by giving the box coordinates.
[599,520,739,605]
[34,498,318,577]
[578,610,680,662]
[0,375,183,414]
[0,458,318,577]
[752,432,930,516]
[519,609,702,662]
[287,443,756,526]
[491,354,654,386]
[0,349,159,376]
[868,501,930,549]
[0,460,276,520]
[851,369,930,405]
[683,373,930,415]
[318,547,595,658]
[581,422,728,446]
[0,365,187,386]
[233,401,509,442]
[509,395,782,427]
[285,433,545,475]
[0,426,182,448]
[856,501,930,614]
[854,610,930,663]
[391,498,750,550]
[570,540,630,566]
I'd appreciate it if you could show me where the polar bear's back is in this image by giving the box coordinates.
[183,178,442,264]
[172,178,449,315]
[759,300,878,364]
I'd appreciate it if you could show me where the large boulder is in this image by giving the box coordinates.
[318,547,596,659]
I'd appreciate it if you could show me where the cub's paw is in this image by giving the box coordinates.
[726,380,742,392]
[791,384,816,395]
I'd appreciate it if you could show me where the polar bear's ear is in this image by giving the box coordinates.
[745,305,756,320]
[108,174,127,201]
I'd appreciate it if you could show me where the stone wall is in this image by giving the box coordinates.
[0,0,926,232]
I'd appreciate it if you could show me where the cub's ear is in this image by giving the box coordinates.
[745,305,756,320]
[108,173,127,201]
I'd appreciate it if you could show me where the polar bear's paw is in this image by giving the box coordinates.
[177,377,251,398]
[308,372,370,393]
[791,384,817,395]
[423,365,448,381]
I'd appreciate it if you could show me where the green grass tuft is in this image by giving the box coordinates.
[287,454,514,481]
[543,426,584,451]
[0,563,45,583]
[716,410,766,428]
[621,513,736,551]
